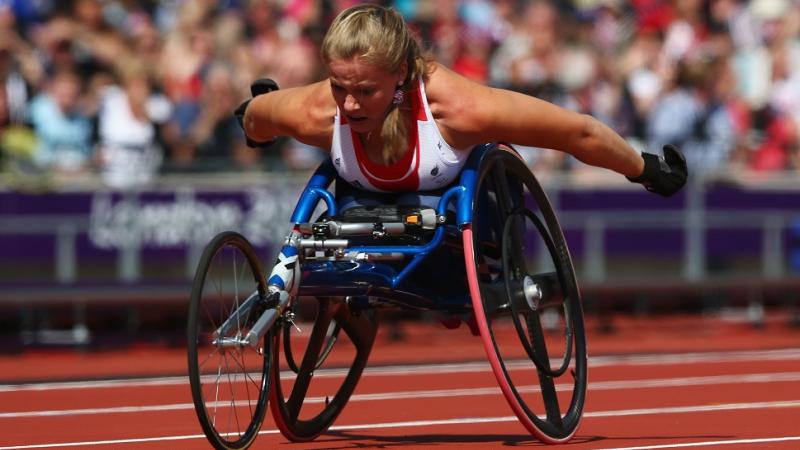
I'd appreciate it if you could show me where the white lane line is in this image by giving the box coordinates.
[588,348,800,368]
[3,348,800,393]
[583,400,800,417]
[1,400,799,449]
[599,436,800,450]
[3,371,800,418]
[0,432,216,450]
[0,403,192,418]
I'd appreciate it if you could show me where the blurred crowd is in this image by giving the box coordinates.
[1,0,799,189]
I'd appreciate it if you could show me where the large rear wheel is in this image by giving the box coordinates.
[464,145,588,443]
[270,296,378,442]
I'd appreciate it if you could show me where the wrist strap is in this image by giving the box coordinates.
[626,152,660,183]
[626,152,664,194]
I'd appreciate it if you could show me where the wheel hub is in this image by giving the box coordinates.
[522,276,542,311]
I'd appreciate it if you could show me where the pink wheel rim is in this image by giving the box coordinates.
[463,225,578,444]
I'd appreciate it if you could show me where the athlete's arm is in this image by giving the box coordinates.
[426,63,644,178]
[242,80,335,151]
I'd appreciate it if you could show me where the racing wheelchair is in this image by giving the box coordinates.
[187,142,587,449]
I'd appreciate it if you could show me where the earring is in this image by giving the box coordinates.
[392,88,405,105]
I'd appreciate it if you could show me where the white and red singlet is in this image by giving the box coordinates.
[330,78,472,192]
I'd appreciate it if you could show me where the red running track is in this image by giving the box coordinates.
[1,312,800,450]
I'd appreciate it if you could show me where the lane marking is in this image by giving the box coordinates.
[2,348,800,393]
[2,371,800,418]
[599,436,800,450]
[0,433,214,449]
[1,400,799,449]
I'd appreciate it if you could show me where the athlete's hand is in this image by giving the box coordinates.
[626,145,688,197]
[234,78,280,148]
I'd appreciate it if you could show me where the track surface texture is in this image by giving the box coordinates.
[1,310,799,450]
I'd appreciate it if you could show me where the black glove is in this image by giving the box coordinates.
[626,144,688,197]
[234,78,280,148]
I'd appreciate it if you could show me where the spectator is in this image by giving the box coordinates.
[452,27,492,83]
[0,0,797,182]
[234,0,323,171]
[69,0,128,80]
[621,29,670,141]
[0,27,40,174]
[426,0,463,68]
[506,1,565,98]
[240,0,317,88]
[0,30,36,125]
[28,69,93,175]
[158,1,213,157]
[646,55,736,173]
[491,1,573,174]
[752,0,800,171]
[176,61,255,171]
[95,59,172,189]
[0,73,36,174]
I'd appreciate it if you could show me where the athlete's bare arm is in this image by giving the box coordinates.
[425,63,645,178]
[243,80,336,151]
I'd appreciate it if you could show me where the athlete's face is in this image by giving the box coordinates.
[328,56,407,134]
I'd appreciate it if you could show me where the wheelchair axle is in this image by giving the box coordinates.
[212,288,291,349]
[522,276,543,311]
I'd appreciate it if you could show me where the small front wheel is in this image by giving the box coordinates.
[187,231,274,450]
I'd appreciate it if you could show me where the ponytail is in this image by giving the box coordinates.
[321,4,430,164]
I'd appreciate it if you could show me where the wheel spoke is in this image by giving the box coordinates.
[314,321,341,370]
[490,164,514,218]
[201,303,217,334]
[213,363,222,426]
[272,298,378,441]
[232,251,241,336]
[222,351,242,438]
[334,307,372,354]
[202,273,221,330]
[526,314,562,425]
[197,347,218,372]
[188,232,270,449]
[230,348,262,393]
[230,348,255,420]
[504,214,527,277]
[286,310,334,420]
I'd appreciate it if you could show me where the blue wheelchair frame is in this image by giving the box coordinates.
[284,142,497,311]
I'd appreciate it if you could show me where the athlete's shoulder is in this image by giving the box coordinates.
[284,80,337,149]
[424,62,493,148]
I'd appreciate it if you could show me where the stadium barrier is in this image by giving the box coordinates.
[1,170,799,345]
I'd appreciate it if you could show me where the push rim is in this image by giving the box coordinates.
[464,146,587,443]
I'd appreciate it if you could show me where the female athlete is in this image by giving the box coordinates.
[236,4,687,197]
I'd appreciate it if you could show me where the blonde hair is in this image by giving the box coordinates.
[321,4,429,164]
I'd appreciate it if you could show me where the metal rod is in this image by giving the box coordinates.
[243,290,291,348]
[213,290,261,340]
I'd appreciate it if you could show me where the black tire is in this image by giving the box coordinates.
[187,231,273,450]
[270,297,378,442]
[464,145,587,443]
